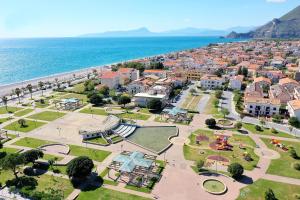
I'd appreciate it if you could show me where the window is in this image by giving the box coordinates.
[250,105,253,108]
[273,108,276,111]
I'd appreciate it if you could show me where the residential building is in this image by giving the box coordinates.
[117,68,139,85]
[143,69,167,79]
[133,93,167,107]
[229,75,244,90]
[287,100,300,120]
[244,97,281,116]
[200,75,224,89]
[269,85,293,104]
[100,71,119,89]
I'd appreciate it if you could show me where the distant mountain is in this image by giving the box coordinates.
[79,26,254,38]
[227,5,300,39]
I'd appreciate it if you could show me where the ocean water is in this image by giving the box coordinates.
[0,37,239,85]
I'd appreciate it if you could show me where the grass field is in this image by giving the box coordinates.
[237,179,300,200]
[69,145,111,162]
[28,111,66,121]
[118,112,151,121]
[0,106,23,114]
[0,117,13,124]
[12,137,52,148]
[14,108,34,117]
[4,120,46,132]
[181,94,202,111]
[203,94,222,118]
[77,187,151,200]
[261,138,300,179]
[243,123,294,138]
[87,137,109,145]
[1,147,20,154]
[67,83,85,93]
[35,99,50,108]
[80,108,108,116]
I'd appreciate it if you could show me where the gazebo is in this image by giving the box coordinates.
[162,107,190,122]
[56,98,82,110]
[108,151,161,187]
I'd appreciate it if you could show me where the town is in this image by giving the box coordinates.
[1,39,300,200]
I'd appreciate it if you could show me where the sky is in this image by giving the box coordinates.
[0,0,299,38]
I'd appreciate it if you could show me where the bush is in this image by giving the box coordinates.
[271,128,278,134]
[255,125,262,131]
[88,93,103,106]
[227,163,244,179]
[195,160,204,172]
[290,148,299,159]
[205,118,216,128]
[215,90,223,99]
[293,163,300,171]
[23,167,35,176]
[67,156,94,179]
[32,162,49,170]
[234,122,243,130]
[6,176,38,189]
[265,188,277,200]
[289,117,300,128]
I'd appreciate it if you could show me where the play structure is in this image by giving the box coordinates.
[213,135,233,151]
[270,139,289,151]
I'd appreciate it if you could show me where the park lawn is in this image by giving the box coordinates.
[261,138,300,179]
[12,137,52,148]
[14,108,34,117]
[229,134,257,148]
[183,144,259,171]
[110,135,123,143]
[77,187,151,200]
[243,123,294,138]
[80,108,108,116]
[237,179,300,200]
[42,154,64,161]
[0,106,23,114]
[35,99,50,108]
[35,174,74,198]
[0,117,13,124]
[187,95,202,111]
[1,147,20,154]
[203,94,222,118]
[138,108,152,114]
[50,165,68,175]
[27,111,66,121]
[188,129,214,148]
[180,93,193,109]
[69,145,111,162]
[87,137,109,145]
[68,83,85,93]
[3,120,46,133]
[0,170,14,185]
[118,112,150,121]
[99,168,119,186]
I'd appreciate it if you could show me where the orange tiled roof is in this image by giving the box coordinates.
[100,71,118,79]
[144,69,166,73]
[288,100,300,110]
[253,76,271,84]
[279,78,299,85]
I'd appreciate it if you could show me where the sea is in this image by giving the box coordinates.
[0,37,240,86]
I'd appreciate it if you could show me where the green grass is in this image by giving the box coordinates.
[80,108,108,116]
[99,168,119,186]
[261,138,300,179]
[12,137,52,148]
[185,95,202,111]
[183,143,259,171]
[87,137,109,145]
[243,123,294,138]
[125,185,151,193]
[35,99,50,108]
[68,83,85,93]
[4,120,46,132]
[118,112,150,120]
[229,134,257,148]
[1,147,20,154]
[77,187,151,200]
[237,179,300,200]
[50,165,68,175]
[27,111,66,121]
[203,179,225,193]
[0,117,13,124]
[43,154,64,161]
[69,145,111,162]
[188,129,214,148]
[0,106,23,114]
[0,170,14,185]
[110,135,123,143]
[138,108,152,114]
[204,94,222,118]
[35,174,74,198]
[14,108,34,117]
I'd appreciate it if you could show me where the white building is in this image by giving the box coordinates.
[244,97,281,116]
[229,75,244,90]
[200,75,224,89]
[118,68,139,85]
[100,71,120,89]
[143,69,167,79]
[287,100,300,120]
[133,93,167,107]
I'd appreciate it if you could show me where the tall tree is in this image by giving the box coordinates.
[1,96,8,112]
[15,88,21,104]
[118,95,131,108]
[26,84,33,99]
[1,153,24,179]
[221,108,230,119]
[38,81,45,96]
[22,149,44,166]
[67,156,94,179]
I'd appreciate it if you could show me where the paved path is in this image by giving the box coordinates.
[197,93,210,113]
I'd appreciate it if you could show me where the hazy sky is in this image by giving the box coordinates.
[0,0,299,38]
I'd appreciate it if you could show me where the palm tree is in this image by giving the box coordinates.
[1,96,8,112]
[15,88,21,104]
[38,81,44,96]
[26,84,33,99]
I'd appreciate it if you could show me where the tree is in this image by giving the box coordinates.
[260,120,266,128]
[227,163,244,179]
[15,88,21,103]
[48,157,58,170]
[84,80,95,92]
[118,95,131,108]
[265,188,277,200]
[18,119,26,128]
[272,114,282,123]
[22,150,44,165]
[98,85,109,96]
[215,90,223,99]
[241,67,248,77]
[38,81,44,96]
[205,118,216,128]
[1,96,8,112]
[195,160,204,172]
[26,84,33,99]
[234,122,243,130]
[221,108,230,119]
[147,99,162,111]
[1,153,24,179]
[88,93,103,106]
[289,147,298,159]
[255,125,262,131]
[289,117,300,128]
[66,156,94,179]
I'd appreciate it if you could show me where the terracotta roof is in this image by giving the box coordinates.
[144,69,166,73]
[200,75,223,81]
[245,97,281,105]
[279,78,299,85]
[118,68,134,73]
[253,77,271,84]
[100,71,118,79]
[288,100,300,110]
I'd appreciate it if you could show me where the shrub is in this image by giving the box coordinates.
[234,122,243,130]
[147,99,162,111]
[195,160,204,172]
[88,93,103,106]
[290,148,299,159]
[215,90,223,99]
[227,163,244,179]
[265,188,277,200]
[23,167,35,176]
[205,118,216,128]
[255,125,262,131]
[289,117,300,128]
[67,156,94,179]
[271,128,278,134]
[293,163,300,171]
[18,119,27,128]
[6,176,38,189]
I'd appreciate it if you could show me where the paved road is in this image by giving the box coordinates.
[197,93,210,113]
[222,91,300,138]
[171,83,195,108]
